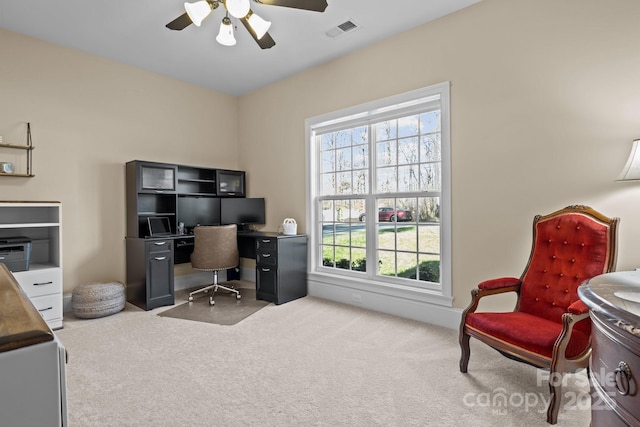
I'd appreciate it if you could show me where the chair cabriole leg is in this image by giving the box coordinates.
[459,331,471,373]
[546,371,561,424]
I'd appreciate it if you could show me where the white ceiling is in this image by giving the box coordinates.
[0,0,480,96]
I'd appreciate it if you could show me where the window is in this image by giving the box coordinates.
[307,83,451,299]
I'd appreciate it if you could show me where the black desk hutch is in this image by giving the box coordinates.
[124,160,307,310]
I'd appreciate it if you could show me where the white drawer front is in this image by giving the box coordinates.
[30,293,63,323]
[13,268,62,298]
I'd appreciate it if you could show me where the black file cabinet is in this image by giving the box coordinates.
[126,237,175,310]
[255,234,307,305]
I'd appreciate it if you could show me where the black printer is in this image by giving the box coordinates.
[0,237,32,272]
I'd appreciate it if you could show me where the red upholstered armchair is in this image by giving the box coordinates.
[459,205,618,424]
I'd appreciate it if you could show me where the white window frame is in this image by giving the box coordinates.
[305,82,452,307]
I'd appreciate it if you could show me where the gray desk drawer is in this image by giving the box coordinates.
[257,251,277,267]
[145,239,172,254]
[256,237,277,251]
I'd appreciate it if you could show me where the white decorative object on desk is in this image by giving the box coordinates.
[282,218,297,235]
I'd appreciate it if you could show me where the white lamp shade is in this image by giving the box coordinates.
[216,18,236,46]
[226,0,250,18]
[617,139,640,181]
[247,12,271,40]
[184,1,213,26]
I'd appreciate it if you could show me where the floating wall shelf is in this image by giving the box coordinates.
[0,122,34,177]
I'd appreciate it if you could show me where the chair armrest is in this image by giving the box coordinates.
[567,299,589,315]
[552,310,591,367]
[478,277,522,291]
[461,277,522,319]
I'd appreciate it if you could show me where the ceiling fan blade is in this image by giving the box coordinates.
[253,0,328,13]
[240,17,276,49]
[166,12,193,30]
[255,32,276,49]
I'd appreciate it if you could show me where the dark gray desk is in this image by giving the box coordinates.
[127,231,308,310]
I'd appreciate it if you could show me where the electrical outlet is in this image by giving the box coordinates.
[352,293,362,304]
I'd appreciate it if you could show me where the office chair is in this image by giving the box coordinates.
[459,205,618,424]
[188,224,241,306]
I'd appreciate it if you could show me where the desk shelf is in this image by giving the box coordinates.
[127,161,246,238]
[177,166,217,195]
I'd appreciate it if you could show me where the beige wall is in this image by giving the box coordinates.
[2,0,640,312]
[239,0,640,310]
[0,29,238,294]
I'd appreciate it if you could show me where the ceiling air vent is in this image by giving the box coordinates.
[326,19,361,39]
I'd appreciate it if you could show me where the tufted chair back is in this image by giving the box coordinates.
[518,209,616,332]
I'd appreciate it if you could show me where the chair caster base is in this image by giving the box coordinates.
[209,298,215,306]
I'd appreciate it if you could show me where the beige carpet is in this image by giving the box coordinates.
[158,285,270,325]
[55,292,591,426]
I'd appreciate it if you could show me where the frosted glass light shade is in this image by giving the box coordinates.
[184,1,213,26]
[226,0,250,18]
[247,12,271,39]
[617,139,640,181]
[216,17,236,46]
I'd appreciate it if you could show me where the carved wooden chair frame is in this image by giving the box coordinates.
[459,205,619,424]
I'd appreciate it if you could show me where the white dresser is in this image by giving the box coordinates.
[0,263,68,426]
[0,201,63,329]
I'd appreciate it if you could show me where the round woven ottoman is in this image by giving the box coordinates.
[72,281,126,319]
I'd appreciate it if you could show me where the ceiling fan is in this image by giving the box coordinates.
[166,0,328,49]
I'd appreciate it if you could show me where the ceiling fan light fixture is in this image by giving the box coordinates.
[225,0,250,19]
[216,16,237,46]
[184,0,213,26]
[247,11,271,40]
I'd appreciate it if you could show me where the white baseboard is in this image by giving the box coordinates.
[308,277,462,330]
[64,269,460,330]
[63,294,72,314]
